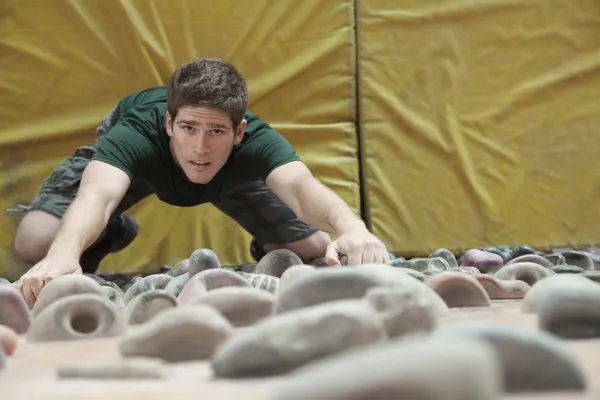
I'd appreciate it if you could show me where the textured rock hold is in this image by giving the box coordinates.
[522,274,595,313]
[272,338,501,400]
[507,254,554,269]
[163,272,190,298]
[119,305,232,362]
[100,280,125,295]
[121,276,142,293]
[31,274,104,317]
[448,266,480,275]
[582,271,600,283]
[125,290,178,325]
[508,246,536,261]
[483,247,510,263]
[474,274,530,300]
[274,264,433,314]
[426,271,491,307]
[583,251,600,270]
[189,248,221,277]
[550,265,586,274]
[232,262,257,273]
[279,265,317,289]
[392,267,426,281]
[0,285,31,334]
[245,273,280,294]
[428,248,458,268]
[83,273,106,285]
[494,262,555,286]
[187,287,274,327]
[559,250,594,271]
[435,323,586,393]
[28,294,126,342]
[462,249,504,273]
[166,258,190,277]
[190,268,252,292]
[254,249,303,278]
[57,359,171,379]
[123,274,173,305]
[396,257,449,273]
[176,274,209,304]
[537,281,600,339]
[102,286,125,309]
[364,285,445,338]
[544,253,566,266]
[211,300,387,377]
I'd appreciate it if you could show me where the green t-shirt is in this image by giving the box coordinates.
[92,86,300,209]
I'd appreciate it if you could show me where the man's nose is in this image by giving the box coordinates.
[193,134,211,154]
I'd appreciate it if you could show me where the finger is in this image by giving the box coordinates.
[374,244,389,264]
[43,274,56,285]
[30,277,45,302]
[383,249,391,264]
[17,280,25,298]
[361,248,376,265]
[324,245,341,266]
[347,246,362,266]
[22,283,36,309]
[373,249,385,265]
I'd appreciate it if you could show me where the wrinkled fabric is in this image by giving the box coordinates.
[357,0,600,256]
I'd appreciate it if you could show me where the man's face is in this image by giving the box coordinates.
[166,106,246,184]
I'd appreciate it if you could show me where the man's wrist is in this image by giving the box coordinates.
[45,243,81,263]
[337,219,368,236]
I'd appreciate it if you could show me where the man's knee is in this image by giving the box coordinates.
[264,230,331,263]
[13,210,61,264]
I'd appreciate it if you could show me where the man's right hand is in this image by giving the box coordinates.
[18,258,82,308]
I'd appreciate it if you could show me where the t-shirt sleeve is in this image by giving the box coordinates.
[91,118,158,181]
[234,112,301,181]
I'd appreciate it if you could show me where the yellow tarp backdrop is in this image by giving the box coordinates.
[2,0,600,279]
[0,0,359,278]
[357,0,600,257]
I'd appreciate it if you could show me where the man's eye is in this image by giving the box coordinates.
[183,126,194,132]
[212,129,223,135]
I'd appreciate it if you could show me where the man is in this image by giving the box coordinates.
[12,58,390,306]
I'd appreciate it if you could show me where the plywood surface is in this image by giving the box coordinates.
[2,301,599,400]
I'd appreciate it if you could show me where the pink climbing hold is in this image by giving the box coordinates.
[462,249,504,273]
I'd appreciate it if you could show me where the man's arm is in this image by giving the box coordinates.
[19,160,131,305]
[266,161,364,234]
[46,160,132,260]
[266,161,389,266]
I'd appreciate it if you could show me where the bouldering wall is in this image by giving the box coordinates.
[0,0,359,278]
[3,0,599,277]
[356,0,600,257]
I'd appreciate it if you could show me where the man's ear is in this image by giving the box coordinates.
[166,111,175,138]
[233,119,247,145]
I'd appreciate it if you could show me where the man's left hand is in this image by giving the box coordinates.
[324,230,390,266]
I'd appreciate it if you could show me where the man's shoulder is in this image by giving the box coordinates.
[100,86,169,156]
[112,86,167,123]
[119,86,167,107]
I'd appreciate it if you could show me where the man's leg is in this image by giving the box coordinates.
[13,209,61,265]
[211,180,332,264]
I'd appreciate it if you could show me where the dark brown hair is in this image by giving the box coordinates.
[167,58,248,128]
